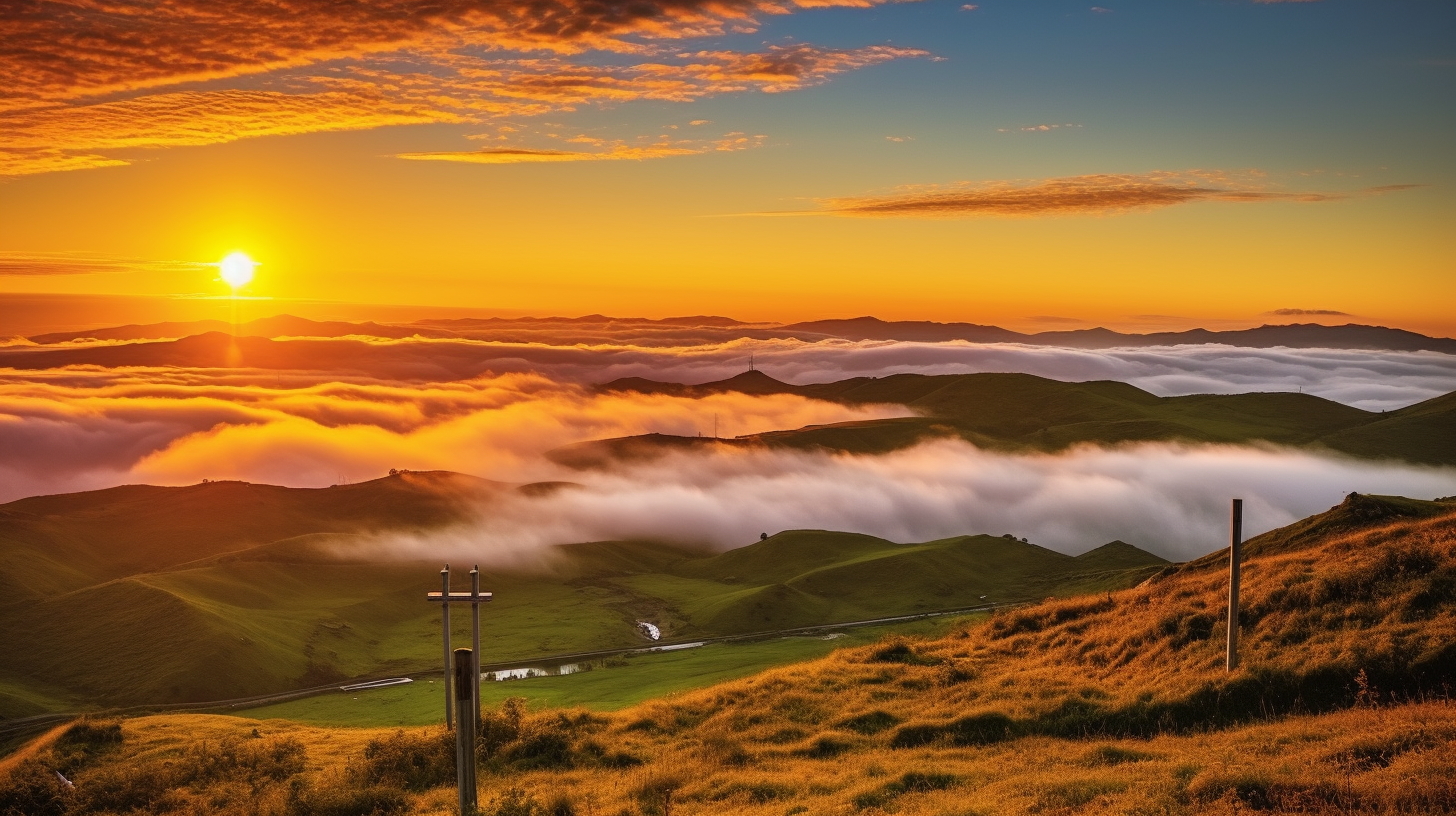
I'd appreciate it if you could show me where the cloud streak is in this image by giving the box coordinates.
[806,172,1415,218]
[1268,308,1352,317]
[397,133,766,164]
[0,252,213,277]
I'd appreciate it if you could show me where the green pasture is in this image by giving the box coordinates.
[232,615,975,727]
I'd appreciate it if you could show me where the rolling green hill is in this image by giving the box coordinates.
[0,475,1165,717]
[589,370,1454,465]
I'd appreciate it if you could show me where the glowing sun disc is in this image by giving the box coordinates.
[219,252,257,288]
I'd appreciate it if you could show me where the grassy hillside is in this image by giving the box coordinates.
[592,370,1454,465]
[4,495,1455,816]
[0,478,1164,717]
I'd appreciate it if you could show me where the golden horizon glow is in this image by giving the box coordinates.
[218,252,257,289]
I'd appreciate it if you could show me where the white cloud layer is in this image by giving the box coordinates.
[368,440,1456,564]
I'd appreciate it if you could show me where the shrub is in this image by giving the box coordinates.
[0,758,70,816]
[1035,778,1126,810]
[479,698,527,758]
[794,737,852,759]
[504,730,574,770]
[1158,612,1217,648]
[357,728,453,792]
[869,640,940,666]
[853,772,958,809]
[289,780,409,816]
[835,711,901,735]
[185,736,308,785]
[946,713,1015,746]
[632,773,687,816]
[1083,744,1154,766]
[485,786,543,816]
[707,782,794,804]
[72,759,182,814]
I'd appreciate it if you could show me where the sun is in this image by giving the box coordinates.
[218,251,258,289]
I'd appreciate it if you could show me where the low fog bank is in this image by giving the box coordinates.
[7,336,1454,412]
[361,440,1456,564]
[0,369,905,503]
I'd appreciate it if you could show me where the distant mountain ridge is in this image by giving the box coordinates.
[584,370,1456,466]
[21,313,1456,354]
[779,316,1456,353]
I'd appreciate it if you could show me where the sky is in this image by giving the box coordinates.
[2,0,1455,332]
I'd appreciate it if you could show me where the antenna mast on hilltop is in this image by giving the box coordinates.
[750,353,755,371]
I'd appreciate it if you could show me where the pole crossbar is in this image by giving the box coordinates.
[427,591,495,602]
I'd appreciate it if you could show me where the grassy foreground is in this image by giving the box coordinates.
[4,494,1455,815]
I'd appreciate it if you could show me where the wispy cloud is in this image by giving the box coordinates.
[1027,315,1087,324]
[997,123,1081,133]
[2,45,923,175]
[0,253,210,276]
[1268,308,1351,317]
[398,133,766,163]
[807,172,1415,218]
[1,0,910,109]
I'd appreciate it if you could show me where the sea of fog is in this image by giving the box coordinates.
[2,342,1452,561]
[360,439,1456,564]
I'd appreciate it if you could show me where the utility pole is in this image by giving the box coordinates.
[454,648,478,815]
[470,565,482,724]
[428,566,493,726]
[1227,499,1243,672]
[440,565,452,725]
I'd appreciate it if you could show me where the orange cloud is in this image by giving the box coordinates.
[2,0,910,110]
[808,172,1414,218]
[1,45,922,175]
[398,133,766,163]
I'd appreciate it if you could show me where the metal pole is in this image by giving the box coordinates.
[1227,499,1243,672]
[441,565,453,726]
[470,565,482,723]
[454,648,478,815]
